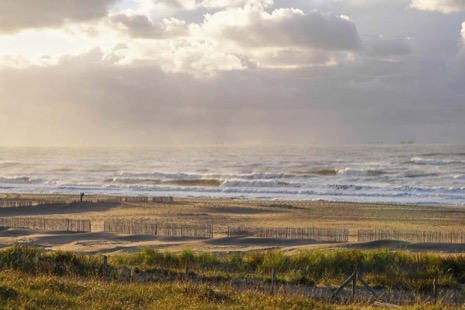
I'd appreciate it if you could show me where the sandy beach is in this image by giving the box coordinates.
[1,193,465,254]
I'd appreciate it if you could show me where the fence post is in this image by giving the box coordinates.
[332,271,355,299]
[271,268,277,294]
[352,269,357,297]
[185,259,189,278]
[433,275,438,304]
[358,272,378,299]
[17,246,22,266]
[103,255,108,280]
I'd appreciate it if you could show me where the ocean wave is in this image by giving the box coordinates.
[420,152,465,157]
[0,176,43,184]
[392,185,465,193]
[337,168,385,176]
[117,171,301,181]
[404,171,440,178]
[408,157,464,165]
[328,184,365,191]
[288,169,337,177]
[108,177,222,187]
[52,168,74,172]
[105,177,162,185]
[117,171,199,180]
[0,160,19,167]
[164,179,222,187]
[1,145,465,206]
[221,179,293,188]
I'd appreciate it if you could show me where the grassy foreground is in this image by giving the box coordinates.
[1,245,465,308]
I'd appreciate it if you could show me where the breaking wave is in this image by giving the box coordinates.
[408,157,464,165]
[0,176,43,184]
[337,168,385,176]
[221,179,292,188]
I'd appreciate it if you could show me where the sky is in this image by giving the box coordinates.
[0,0,464,146]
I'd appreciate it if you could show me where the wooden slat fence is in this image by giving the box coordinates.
[96,197,123,203]
[0,217,91,232]
[104,220,213,239]
[0,201,35,208]
[124,197,149,203]
[357,229,465,244]
[0,200,60,208]
[227,226,349,243]
[152,197,174,203]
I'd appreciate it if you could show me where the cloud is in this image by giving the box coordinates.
[201,6,361,50]
[364,35,412,58]
[110,14,189,38]
[154,0,198,9]
[2,44,465,146]
[410,0,465,13]
[249,48,332,68]
[0,0,118,33]
[104,3,361,73]
[154,0,273,10]
[2,0,465,145]
[0,48,368,145]
[453,22,465,77]
[462,21,465,39]
[202,0,273,9]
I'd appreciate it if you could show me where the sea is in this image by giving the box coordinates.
[0,145,464,206]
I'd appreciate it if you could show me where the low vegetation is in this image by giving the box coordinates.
[1,245,465,308]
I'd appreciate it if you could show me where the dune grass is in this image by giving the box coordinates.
[1,245,465,308]
[109,247,465,291]
[0,269,461,309]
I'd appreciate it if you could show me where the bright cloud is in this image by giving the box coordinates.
[410,0,465,13]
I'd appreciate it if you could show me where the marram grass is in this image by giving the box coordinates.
[0,270,459,309]
[1,245,465,308]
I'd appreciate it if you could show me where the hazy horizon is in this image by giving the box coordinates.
[1,0,464,146]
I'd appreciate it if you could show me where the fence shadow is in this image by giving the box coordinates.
[0,202,119,217]
[205,236,323,246]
